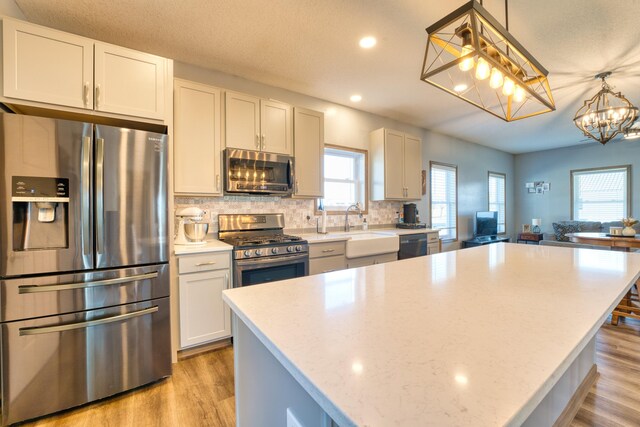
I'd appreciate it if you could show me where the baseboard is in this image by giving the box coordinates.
[178,338,232,361]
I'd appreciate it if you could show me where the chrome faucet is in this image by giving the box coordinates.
[344,202,362,232]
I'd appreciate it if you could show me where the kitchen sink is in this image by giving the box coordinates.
[344,232,399,258]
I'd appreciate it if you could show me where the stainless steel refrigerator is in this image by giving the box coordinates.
[0,113,171,425]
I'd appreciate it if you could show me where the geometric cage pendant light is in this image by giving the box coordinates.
[420,0,555,122]
[573,72,638,145]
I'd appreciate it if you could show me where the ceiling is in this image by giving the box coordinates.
[12,0,640,154]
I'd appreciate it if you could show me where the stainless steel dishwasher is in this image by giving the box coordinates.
[398,233,428,259]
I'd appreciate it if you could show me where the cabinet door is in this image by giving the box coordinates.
[384,129,405,199]
[179,269,231,349]
[225,91,261,151]
[174,80,222,195]
[94,43,166,120]
[2,18,93,109]
[261,100,292,154]
[404,134,422,200]
[293,107,323,197]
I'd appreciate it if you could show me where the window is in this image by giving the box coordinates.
[571,165,630,221]
[430,162,457,241]
[488,172,506,234]
[318,145,367,213]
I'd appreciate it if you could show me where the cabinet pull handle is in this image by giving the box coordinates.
[321,249,335,253]
[195,261,217,266]
[295,179,299,194]
[216,174,220,191]
[95,84,101,109]
[83,82,90,106]
[255,134,260,148]
[262,134,265,149]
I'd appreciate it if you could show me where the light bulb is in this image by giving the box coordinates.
[489,67,504,89]
[502,77,515,96]
[513,85,526,103]
[475,58,490,80]
[459,45,475,71]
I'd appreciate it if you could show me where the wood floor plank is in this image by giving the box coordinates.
[17,317,640,427]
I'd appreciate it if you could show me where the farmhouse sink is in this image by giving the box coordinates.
[344,232,399,259]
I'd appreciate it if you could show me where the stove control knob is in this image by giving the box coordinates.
[271,247,278,254]
[295,245,302,252]
[255,249,263,256]
[287,246,294,253]
[243,250,251,257]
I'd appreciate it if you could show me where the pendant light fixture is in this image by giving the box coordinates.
[420,0,555,121]
[573,72,638,145]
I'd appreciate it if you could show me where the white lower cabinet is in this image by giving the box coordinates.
[178,251,232,349]
[346,252,397,269]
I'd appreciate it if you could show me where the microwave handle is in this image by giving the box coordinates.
[287,159,294,190]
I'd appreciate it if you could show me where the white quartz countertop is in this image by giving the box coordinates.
[174,238,232,255]
[300,227,440,243]
[223,243,640,426]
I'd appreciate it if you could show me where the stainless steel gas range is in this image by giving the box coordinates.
[218,214,308,286]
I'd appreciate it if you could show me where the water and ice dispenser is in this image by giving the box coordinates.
[11,176,69,250]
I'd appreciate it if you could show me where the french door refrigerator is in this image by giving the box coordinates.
[0,113,170,425]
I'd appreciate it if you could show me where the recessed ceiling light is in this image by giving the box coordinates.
[350,94,362,102]
[359,36,377,49]
[453,84,467,93]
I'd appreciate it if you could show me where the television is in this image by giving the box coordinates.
[475,211,498,237]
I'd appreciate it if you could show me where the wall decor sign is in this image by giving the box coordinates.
[526,181,550,194]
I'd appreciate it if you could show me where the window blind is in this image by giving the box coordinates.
[572,167,629,221]
[321,147,366,211]
[431,163,457,240]
[488,172,506,233]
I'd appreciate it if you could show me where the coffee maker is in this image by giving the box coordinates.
[397,203,426,229]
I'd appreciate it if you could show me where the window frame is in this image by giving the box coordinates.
[570,165,631,221]
[488,171,507,235]
[315,144,369,215]
[429,161,458,242]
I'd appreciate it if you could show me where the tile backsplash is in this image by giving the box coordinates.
[174,196,405,233]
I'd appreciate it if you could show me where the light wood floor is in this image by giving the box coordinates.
[19,317,640,427]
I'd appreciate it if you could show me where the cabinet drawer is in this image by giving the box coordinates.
[178,252,230,274]
[427,233,439,243]
[309,241,346,258]
[309,255,346,275]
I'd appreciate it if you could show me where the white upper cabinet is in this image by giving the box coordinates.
[225,91,261,151]
[2,17,167,121]
[293,107,324,198]
[370,128,422,201]
[94,43,165,120]
[173,79,222,195]
[2,18,93,109]
[225,90,292,155]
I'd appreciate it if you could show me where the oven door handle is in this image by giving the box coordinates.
[235,253,308,268]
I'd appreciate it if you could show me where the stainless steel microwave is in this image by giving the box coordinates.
[224,148,294,195]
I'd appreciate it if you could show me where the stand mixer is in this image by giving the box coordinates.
[175,207,209,245]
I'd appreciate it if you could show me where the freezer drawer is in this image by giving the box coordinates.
[0,297,171,425]
[0,264,169,322]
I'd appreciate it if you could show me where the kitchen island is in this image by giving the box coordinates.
[222,243,640,426]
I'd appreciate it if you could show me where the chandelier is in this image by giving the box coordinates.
[573,72,638,145]
[420,0,555,121]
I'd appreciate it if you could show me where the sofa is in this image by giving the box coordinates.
[540,220,640,250]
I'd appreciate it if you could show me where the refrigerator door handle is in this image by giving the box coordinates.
[81,135,92,257]
[96,137,105,257]
[18,271,159,294]
[18,306,159,336]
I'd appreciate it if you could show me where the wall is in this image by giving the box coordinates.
[514,140,640,234]
[174,62,515,244]
[0,1,26,19]
[418,130,515,250]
